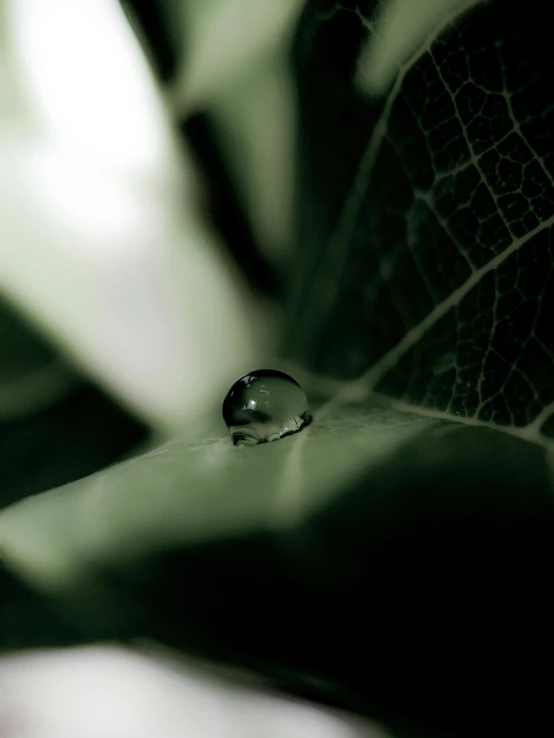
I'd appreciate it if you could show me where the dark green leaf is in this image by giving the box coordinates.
[0,299,148,507]
[1,415,553,736]
[289,0,554,442]
[3,2,554,736]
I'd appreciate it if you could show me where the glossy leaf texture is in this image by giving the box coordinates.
[288,0,554,443]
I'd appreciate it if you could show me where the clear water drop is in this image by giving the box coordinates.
[222,369,311,446]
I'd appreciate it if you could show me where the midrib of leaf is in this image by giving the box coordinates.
[271,419,312,528]
[367,392,554,447]
[303,371,554,451]
[271,392,370,528]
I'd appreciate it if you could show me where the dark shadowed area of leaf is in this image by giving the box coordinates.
[288,0,554,435]
[2,2,554,737]
[0,299,148,508]
[1,422,553,737]
[120,0,183,82]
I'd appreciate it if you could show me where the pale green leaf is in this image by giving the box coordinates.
[0,0,267,432]
[0,401,438,592]
[356,0,484,94]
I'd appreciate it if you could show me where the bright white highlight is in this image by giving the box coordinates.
[9,0,176,179]
[0,0,264,430]
[0,646,383,738]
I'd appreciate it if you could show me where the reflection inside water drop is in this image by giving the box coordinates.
[222,369,311,446]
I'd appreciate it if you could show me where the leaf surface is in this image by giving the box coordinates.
[1,403,552,736]
[289,0,554,444]
[2,2,554,735]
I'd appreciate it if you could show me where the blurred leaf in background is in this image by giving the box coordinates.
[0,0,268,437]
[0,644,384,738]
[1,0,554,737]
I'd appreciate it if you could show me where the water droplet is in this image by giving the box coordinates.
[222,369,311,446]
